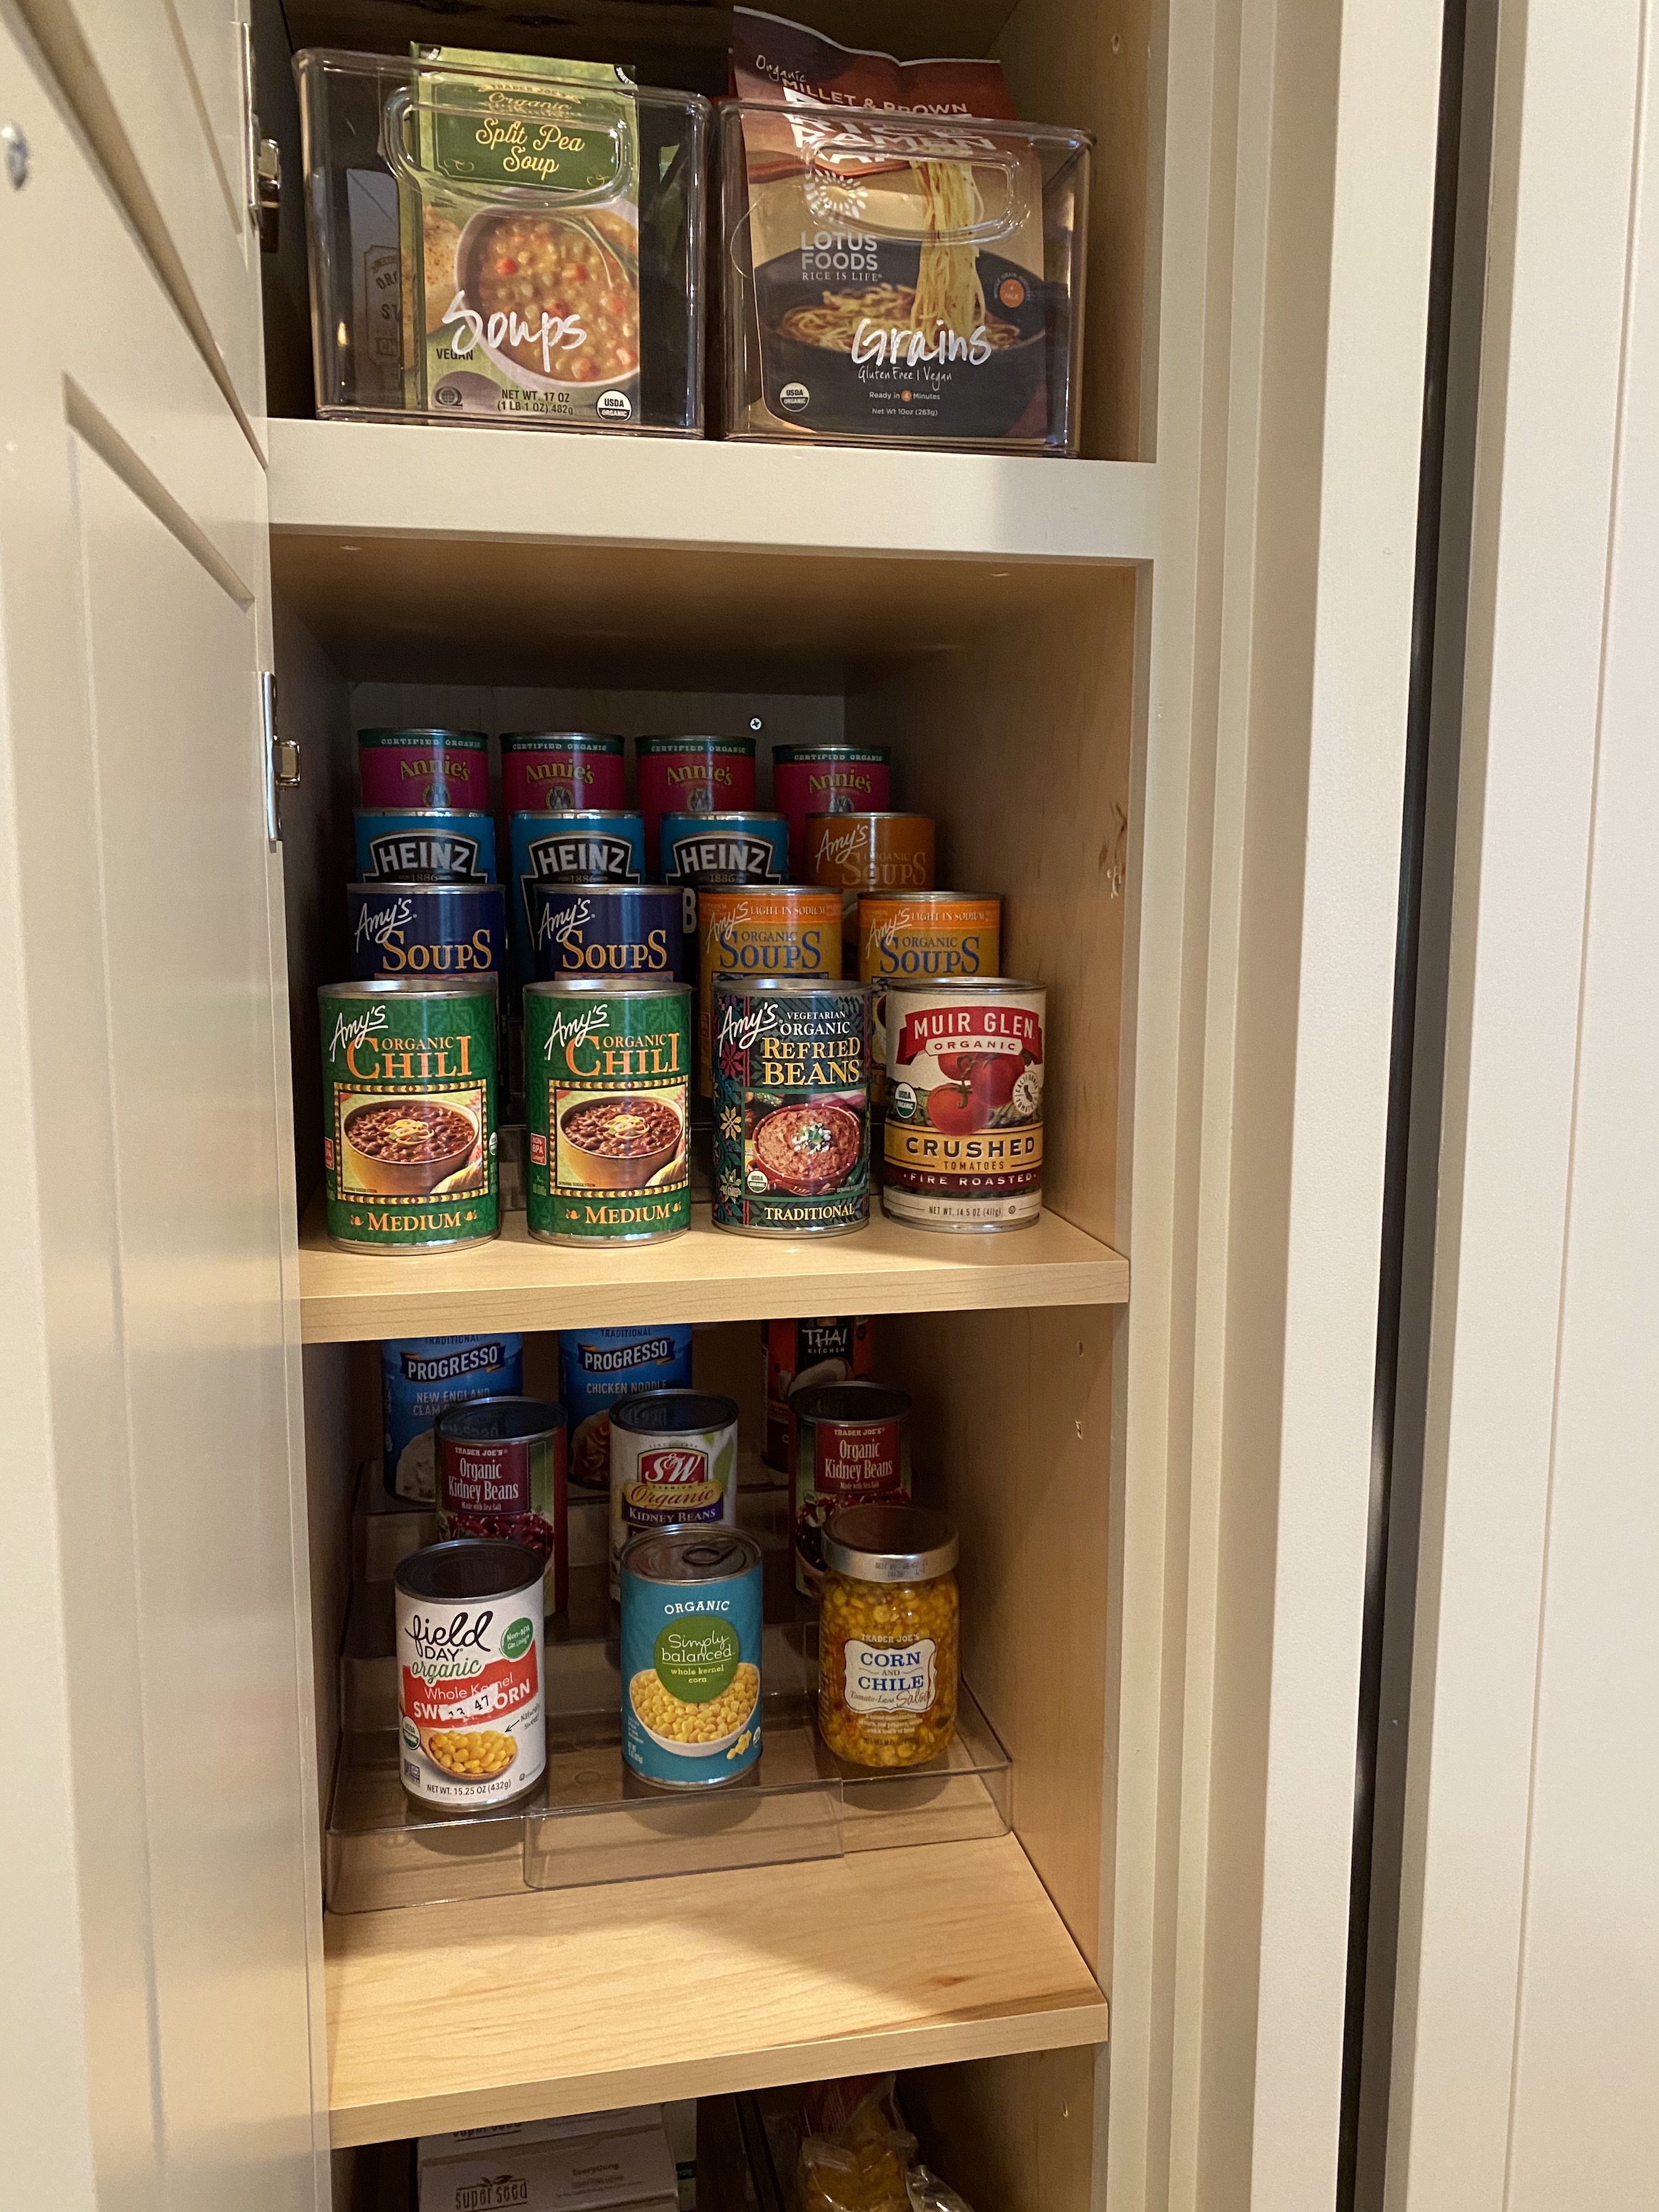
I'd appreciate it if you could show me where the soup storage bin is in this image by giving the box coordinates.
[295,48,709,435]
[718,100,1092,455]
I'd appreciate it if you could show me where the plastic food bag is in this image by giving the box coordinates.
[906,2168,975,2211]
[798,2128,916,2212]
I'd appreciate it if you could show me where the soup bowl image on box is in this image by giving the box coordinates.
[608,1388,739,1595]
[620,1528,762,1789]
[395,1538,546,1809]
[561,1324,693,1492]
[354,807,497,883]
[436,1395,568,1615]
[357,727,488,810]
[524,976,691,1244]
[529,882,681,982]
[382,1332,524,1502]
[500,730,626,814]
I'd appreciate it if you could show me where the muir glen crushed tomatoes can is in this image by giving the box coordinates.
[883,977,1046,1230]
[435,1396,568,1615]
[394,1538,546,1809]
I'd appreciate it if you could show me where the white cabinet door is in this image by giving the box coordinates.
[0,17,321,2212]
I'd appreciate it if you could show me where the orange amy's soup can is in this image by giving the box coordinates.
[697,885,841,1094]
[858,891,1001,1110]
[808,812,935,962]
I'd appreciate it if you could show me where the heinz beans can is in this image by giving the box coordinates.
[858,891,1000,1112]
[509,810,646,988]
[762,1317,873,1472]
[436,1396,568,1614]
[620,1529,762,1789]
[635,735,757,875]
[883,977,1046,1230]
[382,1333,524,1502]
[500,731,626,814]
[348,881,508,982]
[697,885,841,1094]
[772,743,891,871]
[358,727,488,810]
[561,1325,693,1491]
[395,1540,545,1808]
[524,977,691,1244]
[790,1382,913,1596]
[711,976,870,1236]
[609,1389,740,1596]
[530,883,680,981]
[355,808,497,883]
[320,978,498,1252]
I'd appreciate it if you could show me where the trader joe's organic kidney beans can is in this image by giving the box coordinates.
[357,727,488,810]
[882,977,1046,1230]
[382,1333,524,1502]
[620,1528,763,1790]
[790,1382,912,1597]
[394,1539,545,1809]
[436,1396,569,1615]
[608,1390,739,1597]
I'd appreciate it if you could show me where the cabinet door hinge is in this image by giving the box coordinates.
[261,671,300,846]
[240,21,281,252]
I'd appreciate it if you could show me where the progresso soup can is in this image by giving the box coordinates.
[620,1528,762,1790]
[635,735,757,875]
[696,885,841,1095]
[529,883,681,982]
[319,977,498,1253]
[436,1396,568,1615]
[883,976,1046,1230]
[382,1333,524,1502]
[711,975,869,1236]
[355,808,497,883]
[509,809,646,988]
[790,1382,912,1596]
[808,812,936,966]
[524,977,691,1244]
[347,881,508,982]
[762,1316,873,1472]
[609,1389,740,1597]
[858,891,1001,1112]
[358,727,489,810]
[772,743,891,872]
[561,1325,693,1492]
[500,731,626,814]
[395,1538,545,1809]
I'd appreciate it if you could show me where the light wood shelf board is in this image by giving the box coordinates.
[326,1834,1108,2144]
[297,1195,1128,1342]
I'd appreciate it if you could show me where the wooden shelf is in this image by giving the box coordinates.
[297,1195,1127,1343]
[325,1834,1108,2145]
[267,417,1157,685]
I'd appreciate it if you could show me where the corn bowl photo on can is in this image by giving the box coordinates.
[882,976,1046,1230]
[620,1528,763,1789]
[524,977,691,1244]
[711,975,869,1236]
[609,1389,740,1595]
[394,1538,546,1808]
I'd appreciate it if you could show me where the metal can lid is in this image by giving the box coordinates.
[346,879,500,897]
[500,731,625,748]
[529,880,676,898]
[856,888,996,907]
[823,1503,958,1582]
[526,975,691,1000]
[792,1380,911,1424]
[320,975,498,999]
[610,1388,739,1436]
[435,1394,563,1446]
[394,1537,546,1603]
[661,809,787,825]
[711,974,868,999]
[508,807,641,822]
[620,1527,762,1586]
[804,811,932,824]
[353,807,494,821]
[884,974,1044,999]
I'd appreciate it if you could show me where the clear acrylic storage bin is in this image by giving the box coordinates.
[295,48,708,434]
[719,99,1091,454]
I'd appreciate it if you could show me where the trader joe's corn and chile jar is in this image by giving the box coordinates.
[818,1503,960,1769]
[525,977,690,1244]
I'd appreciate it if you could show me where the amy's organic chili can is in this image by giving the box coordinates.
[635,735,757,875]
[320,978,498,1253]
[348,881,508,982]
[620,1528,762,1790]
[858,891,1001,1112]
[762,1315,874,1471]
[790,1382,912,1596]
[500,731,626,815]
[510,810,646,986]
[358,727,488,810]
[711,975,869,1236]
[529,883,681,982]
[808,812,936,964]
[524,976,691,1245]
[354,808,497,883]
[697,885,841,1094]
[609,1390,741,1596]
[772,743,891,872]
[395,1539,545,1808]
[883,977,1046,1231]
[436,1396,568,1615]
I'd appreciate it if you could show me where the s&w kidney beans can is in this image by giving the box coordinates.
[354,808,498,883]
[395,1539,545,1808]
[696,885,841,1094]
[608,1389,740,1596]
[635,735,757,875]
[882,976,1046,1230]
[857,891,1001,1113]
[320,977,498,1253]
[790,1382,912,1596]
[358,727,489,810]
[382,1333,524,1501]
[561,1325,693,1492]
[529,883,681,982]
[436,1396,568,1614]
[772,743,891,872]
[711,976,869,1236]
[762,1316,873,1472]
[348,881,508,982]
[524,976,691,1244]
[620,1528,762,1790]
[500,731,626,814]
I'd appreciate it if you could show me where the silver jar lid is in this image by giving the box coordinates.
[822,1503,958,1583]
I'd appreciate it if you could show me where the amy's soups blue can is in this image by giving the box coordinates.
[620,1528,762,1789]
[356,808,497,883]
[561,1324,693,1491]
[382,1333,524,1501]
[529,883,681,981]
[510,809,646,984]
[348,882,508,982]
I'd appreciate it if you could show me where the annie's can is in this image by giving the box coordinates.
[762,1316,873,1471]
[808,812,935,965]
[354,808,497,883]
[530,883,681,982]
[509,810,646,990]
[348,881,508,982]
[394,1538,545,1808]
[436,1396,567,1612]
[697,884,841,1095]
[524,977,691,1244]
[858,891,1001,1112]
[882,977,1046,1230]
[320,978,498,1253]
[358,727,488,810]
[500,731,626,814]
[772,743,891,872]
[711,975,869,1236]
[790,1381,912,1596]
[609,1389,740,1596]
[620,1529,762,1790]
[635,735,757,875]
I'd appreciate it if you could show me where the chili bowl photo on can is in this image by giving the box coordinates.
[525,976,691,1244]
[762,1315,873,1471]
[348,881,508,982]
[608,1388,740,1595]
[436,1396,568,1614]
[711,975,869,1236]
[529,882,680,982]
[394,1538,546,1809]
[857,891,1001,1112]
[634,734,757,873]
[358,727,489,810]
[790,1381,912,1595]
[696,884,841,1094]
[883,976,1046,1230]
[354,807,498,884]
[772,743,891,871]
[382,1332,524,1502]
[620,1528,763,1789]
[561,1324,693,1491]
[320,977,498,1252]
[500,731,626,815]
[509,808,646,986]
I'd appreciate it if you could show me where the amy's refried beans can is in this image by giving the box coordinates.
[882,976,1046,1230]
[609,1388,741,1597]
[320,977,498,1253]
[500,731,626,814]
[789,1381,913,1596]
[524,976,691,1244]
[395,1538,545,1808]
[620,1528,763,1790]
[358,727,488,810]
[711,974,869,1236]
[696,884,840,1095]
[635,735,757,875]
[529,883,682,981]
[435,1396,568,1614]
[772,743,891,872]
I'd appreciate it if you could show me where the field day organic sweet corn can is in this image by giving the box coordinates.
[619,1529,763,1789]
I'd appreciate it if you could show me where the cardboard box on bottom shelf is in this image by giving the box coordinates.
[417,2104,685,2212]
